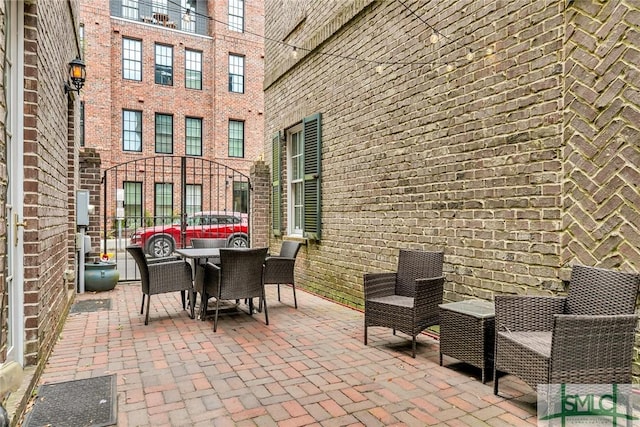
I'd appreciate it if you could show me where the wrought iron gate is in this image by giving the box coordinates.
[101,156,250,280]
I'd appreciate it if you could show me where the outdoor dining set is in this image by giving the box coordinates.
[126,242,640,397]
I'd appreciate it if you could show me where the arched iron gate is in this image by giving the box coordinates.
[102,156,250,280]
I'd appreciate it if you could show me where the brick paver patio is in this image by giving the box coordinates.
[26,283,537,426]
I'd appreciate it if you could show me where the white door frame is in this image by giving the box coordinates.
[5,0,25,365]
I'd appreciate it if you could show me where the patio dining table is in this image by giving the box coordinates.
[175,248,221,318]
[175,247,261,320]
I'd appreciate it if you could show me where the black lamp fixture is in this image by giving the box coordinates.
[64,57,86,94]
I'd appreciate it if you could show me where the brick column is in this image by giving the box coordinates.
[250,160,270,249]
[79,148,101,262]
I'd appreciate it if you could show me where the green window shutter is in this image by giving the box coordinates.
[303,113,321,240]
[271,132,282,236]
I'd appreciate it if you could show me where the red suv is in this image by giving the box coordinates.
[130,211,249,257]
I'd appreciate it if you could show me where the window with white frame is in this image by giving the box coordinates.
[229,54,244,93]
[288,125,304,236]
[152,0,167,15]
[123,38,141,81]
[181,0,196,32]
[122,0,139,19]
[272,113,322,239]
[229,0,244,32]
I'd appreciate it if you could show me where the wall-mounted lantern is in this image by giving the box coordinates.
[64,57,86,94]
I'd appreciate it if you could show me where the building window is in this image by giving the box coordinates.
[79,24,85,56]
[288,125,304,235]
[185,49,202,90]
[228,120,244,158]
[152,0,167,15]
[186,184,202,215]
[272,113,322,239]
[229,0,244,32]
[155,44,173,85]
[123,38,142,81]
[123,109,142,152]
[186,117,202,156]
[181,0,196,32]
[229,54,244,93]
[155,183,173,225]
[155,113,173,154]
[124,181,143,229]
[233,181,248,213]
[80,101,85,147]
[122,0,139,20]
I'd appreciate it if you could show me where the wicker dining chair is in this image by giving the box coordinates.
[197,248,269,331]
[363,249,445,357]
[126,245,194,325]
[493,264,640,395]
[262,241,302,309]
[191,238,227,249]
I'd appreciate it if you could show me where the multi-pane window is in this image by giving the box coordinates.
[229,0,244,32]
[79,24,85,56]
[155,113,173,154]
[122,0,139,19]
[181,0,196,32]
[155,44,173,85]
[273,113,322,239]
[229,54,244,93]
[124,181,143,229]
[185,49,202,90]
[186,184,202,215]
[80,101,85,147]
[154,183,173,225]
[288,126,304,235]
[228,120,244,158]
[186,117,202,156]
[123,38,142,81]
[123,110,142,151]
[233,181,249,213]
[152,0,167,14]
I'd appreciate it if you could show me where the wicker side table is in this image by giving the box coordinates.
[439,299,495,383]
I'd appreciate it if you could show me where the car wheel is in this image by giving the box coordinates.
[148,236,174,257]
[228,235,248,248]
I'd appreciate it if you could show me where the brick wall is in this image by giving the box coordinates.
[563,0,640,378]
[23,0,81,365]
[265,0,565,307]
[79,148,102,261]
[264,0,640,380]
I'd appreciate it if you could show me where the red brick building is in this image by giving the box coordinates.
[79,0,264,230]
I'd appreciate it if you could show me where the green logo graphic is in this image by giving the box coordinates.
[538,384,637,426]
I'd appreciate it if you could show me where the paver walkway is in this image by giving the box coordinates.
[24,283,537,426]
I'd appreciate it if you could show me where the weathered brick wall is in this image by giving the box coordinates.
[265,0,565,307]
[23,0,80,365]
[79,148,102,262]
[564,0,640,379]
[250,160,270,248]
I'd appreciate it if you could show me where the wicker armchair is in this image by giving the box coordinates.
[494,264,640,395]
[191,238,227,249]
[126,245,194,325]
[262,241,302,309]
[197,248,269,331]
[363,249,444,357]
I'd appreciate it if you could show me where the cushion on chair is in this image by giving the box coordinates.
[497,331,552,359]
